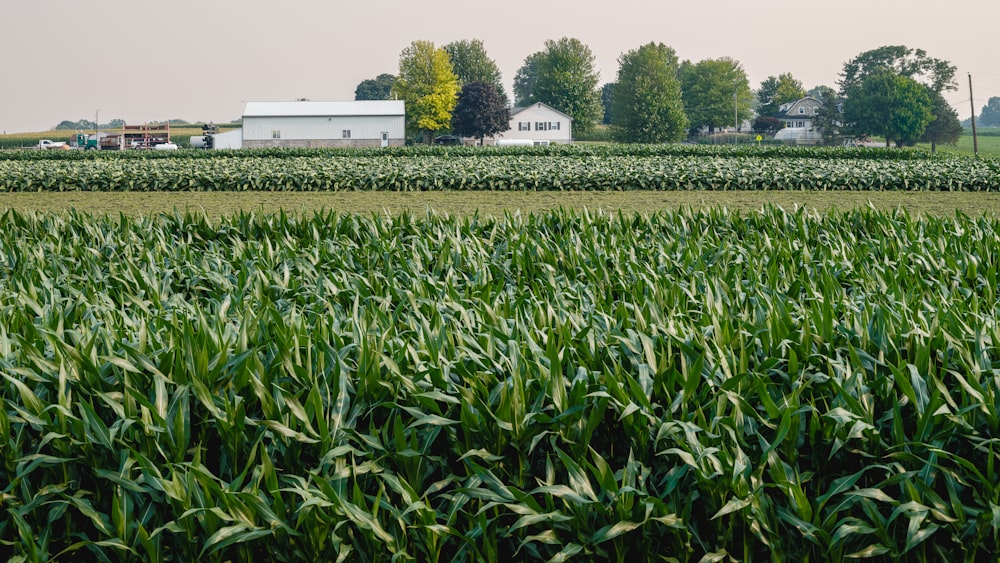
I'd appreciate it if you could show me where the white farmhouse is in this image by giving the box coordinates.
[775,97,822,130]
[241,100,405,148]
[499,102,573,144]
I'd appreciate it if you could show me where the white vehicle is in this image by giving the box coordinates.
[153,142,179,150]
[38,139,68,150]
[495,139,535,147]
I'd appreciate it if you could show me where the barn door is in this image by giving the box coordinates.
[380,132,389,148]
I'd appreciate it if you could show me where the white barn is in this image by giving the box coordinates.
[241,100,405,148]
[499,102,573,144]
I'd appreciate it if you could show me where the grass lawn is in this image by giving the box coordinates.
[4,190,1000,219]
[916,129,1000,157]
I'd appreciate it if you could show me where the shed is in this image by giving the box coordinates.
[241,100,405,148]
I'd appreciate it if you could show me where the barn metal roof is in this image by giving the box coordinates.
[243,100,405,118]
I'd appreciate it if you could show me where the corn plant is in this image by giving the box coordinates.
[3,206,1000,561]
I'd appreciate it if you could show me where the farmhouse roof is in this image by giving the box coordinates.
[510,102,573,121]
[775,97,822,117]
[243,100,405,118]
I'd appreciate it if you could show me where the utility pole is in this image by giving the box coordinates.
[734,85,739,145]
[968,73,979,158]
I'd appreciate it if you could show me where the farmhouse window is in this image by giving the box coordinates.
[799,107,805,114]
[796,121,805,128]
[342,130,351,139]
[535,122,548,131]
[518,122,530,131]
[272,130,281,139]
[550,122,560,131]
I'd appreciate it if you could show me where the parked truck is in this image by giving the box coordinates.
[38,139,68,150]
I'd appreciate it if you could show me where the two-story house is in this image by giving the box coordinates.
[775,97,822,130]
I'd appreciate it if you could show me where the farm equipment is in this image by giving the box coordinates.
[76,123,173,150]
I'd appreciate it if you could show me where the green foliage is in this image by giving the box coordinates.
[978,97,1000,128]
[528,37,603,136]
[442,39,506,101]
[601,83,615,125]
[844,69,934,147]
[1,146,997,192]
[450,82,511,143]
[839,45,957,94]
[679,58,753,134]
[610,43,688,144]
[757,73,807,117]
[393,41,460,142]
[513,52,543,108]
[354,73,397,101]
[921,89,964,151]
[5,206,1000,560]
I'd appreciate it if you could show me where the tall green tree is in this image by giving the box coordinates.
[442,39,506,101]
[920,89,963,152]
[610,42,687,143]
[525,37,603,135]
[843,69,933,147]
[513,52,543,107]
[601,83,615,125]
[811,88,846,145]
[839,45,957,95]
[978,97,1000,127]
[354,73,397,101]
[756,73,806,116]
[451,82,511,145]
[678,57,752,134]
[393,40,460,144]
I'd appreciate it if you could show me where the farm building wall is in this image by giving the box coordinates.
[242,115,405,147]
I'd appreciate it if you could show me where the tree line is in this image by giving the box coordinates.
[359,39,972,148]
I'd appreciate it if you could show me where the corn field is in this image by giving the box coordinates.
[3,206,1000,561]
[1,154,998,192]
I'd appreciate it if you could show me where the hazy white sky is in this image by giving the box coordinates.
[3,0,998,133]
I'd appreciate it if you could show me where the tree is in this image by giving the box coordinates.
[450,82,511,145]
[443,39,506,101]
[811,88,846,145]
[843,69,933,147]
[610,42,687,144]
[513,52,543,107]
[839,45,957,95]
[978,97,1000,127]
[527,37,603,135]
[756,73,806,116]
[920,89,963,152]
[355,74,396,100]
[601,83,615,125]
[678,57,752,134]
[392,40,460,144]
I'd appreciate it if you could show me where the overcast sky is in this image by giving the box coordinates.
[3,0,998,133]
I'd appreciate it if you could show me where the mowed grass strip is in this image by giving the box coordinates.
[4,189,1000,218]
[3,206,1000,560]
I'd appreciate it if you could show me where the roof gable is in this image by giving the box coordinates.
[243,100,405,118]
[510,102,573,121]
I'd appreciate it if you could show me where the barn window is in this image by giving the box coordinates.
[272,130,281,139]
[342,130,351,139]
